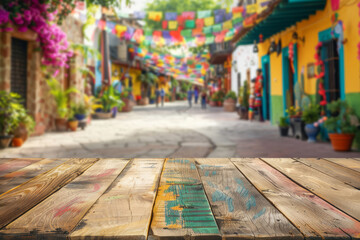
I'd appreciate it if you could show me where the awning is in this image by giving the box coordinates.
[236,0,326,46]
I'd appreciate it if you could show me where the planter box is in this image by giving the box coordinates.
[223,99,236,112]
[139,97,149,106]
[94,112,112,119]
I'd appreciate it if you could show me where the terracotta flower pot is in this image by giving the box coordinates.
[121,98,134,112]
[94,112,112,119]
[55,118,68,132]
[328,133,355,151]
[14,123,28,142]
[68,120,79,131]
[223,99,236,112]
[11,137,24,147]
[209,100,216,107]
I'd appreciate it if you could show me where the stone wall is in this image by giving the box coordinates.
[0,15,85,135]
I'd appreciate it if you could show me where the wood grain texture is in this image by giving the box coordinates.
[0,158,99,230]
[232,158,360,239]
[151,158,221,240]
[0,158,42,176]
[325,158,360,173]
[69,158,164,240]
[0,158,129,239]
[261,158,360,221]
[0,158,67,195]
[295,158,360,189]
[195,158,302,239]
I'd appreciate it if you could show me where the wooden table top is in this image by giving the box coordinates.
[0,158,359,239]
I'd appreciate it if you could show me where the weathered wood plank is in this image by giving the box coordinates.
[0,158,129,239]
[151,158,221,239]
[0,159,16,165]
[0,158,67,195]
[261,158,360,221]
[0,158,42,176]
[232,158,360,239]
[325,158,360,173]
[195,158,303,239]
[70,158,164,240]
[295,158,360,189]
[160,158,201,185]
[0,158,99,229]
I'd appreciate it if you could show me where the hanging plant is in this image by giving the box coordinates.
[314,42,327,107]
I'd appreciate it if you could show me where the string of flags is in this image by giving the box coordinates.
[96,1,272,47]
[129,46,212,84]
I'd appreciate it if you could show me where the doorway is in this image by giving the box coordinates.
[10,38,28,107]
[282,44,298,114]
[322,39,340,102]
[261,55,271,121]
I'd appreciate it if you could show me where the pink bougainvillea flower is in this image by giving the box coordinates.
[0,8,10,24]
[18,26,28,32]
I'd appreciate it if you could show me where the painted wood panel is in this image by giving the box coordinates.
[0,158,129,239]
[196,158,303,239]
[151,158,221,239]
[0,158,42,176]
[295,158,360,189]
[0,158,99,229]
[69,158,164,240]
[261,158,360,221]
[232,158,360,239]
[0,158,67,194]
[325,158,360,173]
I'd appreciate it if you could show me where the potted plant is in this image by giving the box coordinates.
[137,72,157,105]
[73,102,88,121]
[13,107,35,145]
[120,87,134,112]
[209,93,217,107]
[238,81,249,120]
[96,85,123,119]
[216,90,225,106]
[302,104,320,142]
[223,91,237,112]
[67,106,78,132]
[278,116,290,137]
[324,100,359,151]
[0,91,21,148]
[46,77,78,131]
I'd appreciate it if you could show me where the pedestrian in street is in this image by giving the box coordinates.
[155,87,160,107]
[194,87,199,104]
[187,88,193,108]
[160,88,165,107]
[201,90,207,109]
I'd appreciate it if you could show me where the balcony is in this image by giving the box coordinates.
[209,41,233,64]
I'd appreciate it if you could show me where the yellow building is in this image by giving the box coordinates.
[111,63,142,97]
[234,0,360,124]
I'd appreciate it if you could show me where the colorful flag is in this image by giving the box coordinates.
[225,12,233,21]
[182,11,195,20]
[148,11,163,21]
[204,17,214,26]
[223,20,232,30]
[212,24,222,33]
[203,26,212,34]
[192,28,203,36]
[168,21,178,30]
[246,4,257,14]
[162,21,168,29]
[196,19,204,28]
[185,20,195,29]
[214,14,223,24]
[232,6,243,14]
[181,29,193,38]
[197,10,212,19]
[214,9,226,16]
[165,12,177,20]
[134,11,146,19]
[232,17,242,25]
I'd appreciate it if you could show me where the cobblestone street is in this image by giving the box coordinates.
[1,101,359,158]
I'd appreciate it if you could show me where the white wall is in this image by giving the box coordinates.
[231,45,259,95]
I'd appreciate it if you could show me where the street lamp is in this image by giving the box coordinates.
[232,60,238,73]
[253,40,258,53]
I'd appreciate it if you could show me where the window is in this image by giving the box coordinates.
[11,38,28,107]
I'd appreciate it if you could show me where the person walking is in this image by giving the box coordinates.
[187,88,193,108]
[201,90,207,109]
[194,87,199,104]
[155,87,160,107]
[160,88,165,107]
